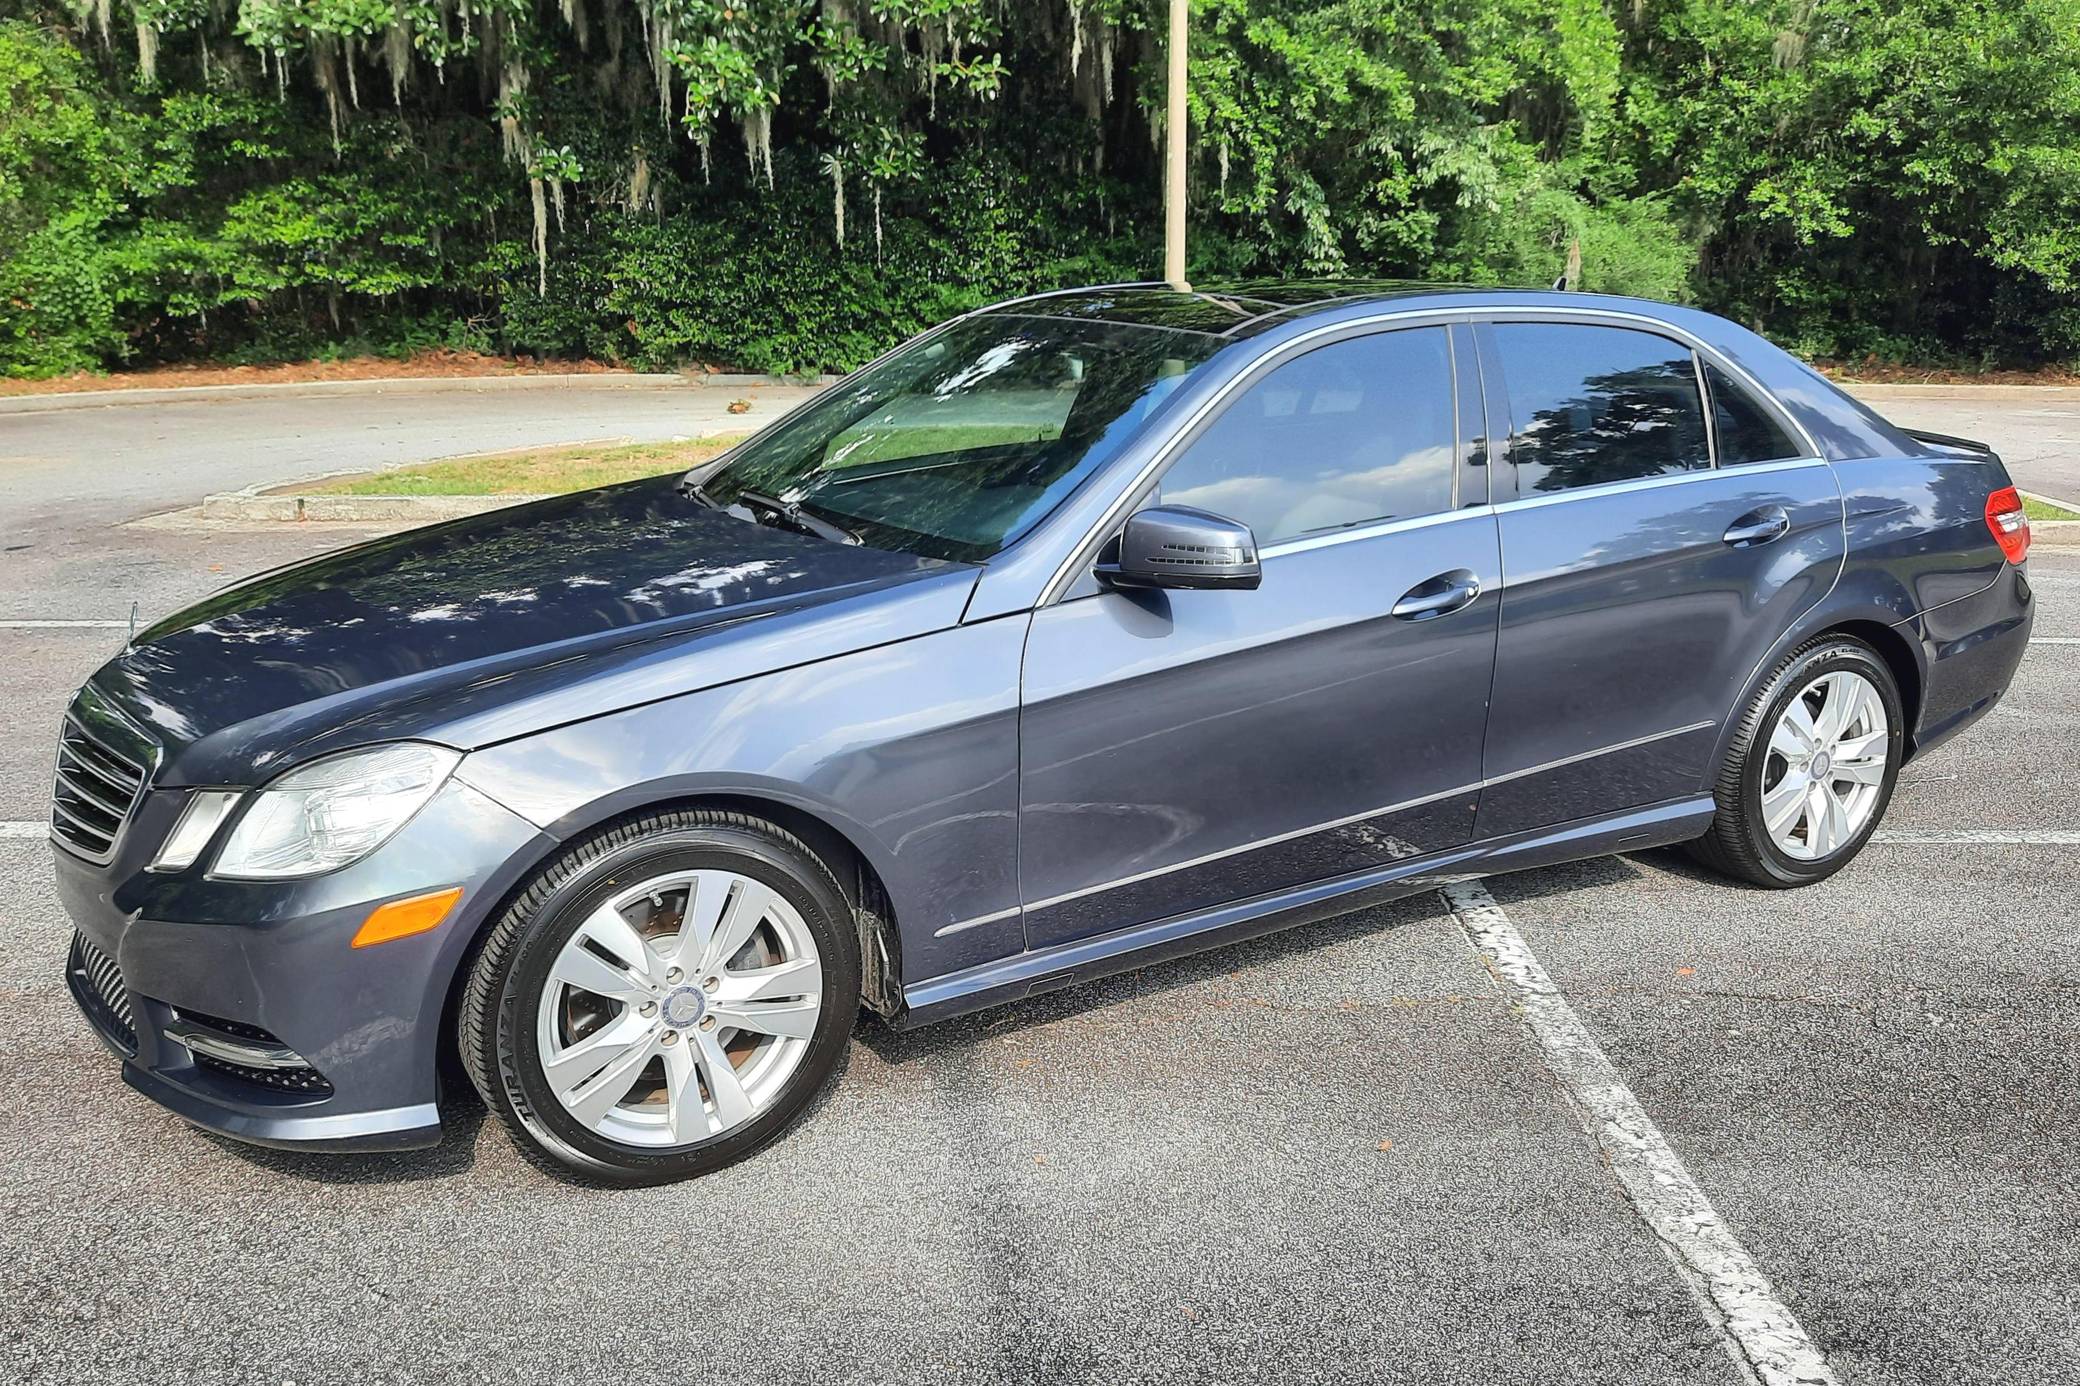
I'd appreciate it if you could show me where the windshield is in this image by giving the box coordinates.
[697,315,1221,562]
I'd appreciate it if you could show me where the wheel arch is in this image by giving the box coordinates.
[435,788,907,1098]
[1812,618,1923,756]
[1708,595,1931,795]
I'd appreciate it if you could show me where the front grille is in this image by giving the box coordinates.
[51,713,149,864]
[68,932,136,1051]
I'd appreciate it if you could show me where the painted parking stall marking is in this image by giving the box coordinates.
[1440,880,1841,1386]
[0,620,129,629]
[1869,828,2080,845]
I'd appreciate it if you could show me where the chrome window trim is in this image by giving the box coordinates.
[1038,302,1825,609]
[1476,308,1823,460]
[1037,308,1467,607]
[1489,455,1828,515]
[1694,348,1721,466]
[1258,502,1492,559]
[1169,323,1465,553]
[1037,308,1456,606]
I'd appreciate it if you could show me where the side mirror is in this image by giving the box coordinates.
[1095,505,1262,592]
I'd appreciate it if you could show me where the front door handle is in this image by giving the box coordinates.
[1392,569,1482,621]
[1723,505,1792,548]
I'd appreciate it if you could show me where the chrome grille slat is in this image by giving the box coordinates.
[63,713,144,775]
[55,772,129,820]
[50,702,152,865]
[58,742,136,796]
[51,798,116,835]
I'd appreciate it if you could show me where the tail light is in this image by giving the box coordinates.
[1986,486,2030,564]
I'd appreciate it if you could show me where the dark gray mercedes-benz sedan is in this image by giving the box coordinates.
[53,284,2033,1183]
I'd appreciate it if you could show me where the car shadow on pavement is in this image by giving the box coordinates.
[854,896,1428,1066]
[853,845,1760,1068]
[205,850,1695,1186]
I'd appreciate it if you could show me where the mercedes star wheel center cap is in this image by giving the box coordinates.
[661,986,707,1029]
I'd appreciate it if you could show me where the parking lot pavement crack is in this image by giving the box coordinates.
[1441,879,1843,1386]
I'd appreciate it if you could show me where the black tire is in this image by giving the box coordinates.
[1686,636,1905,888]
[460,807,860,1186]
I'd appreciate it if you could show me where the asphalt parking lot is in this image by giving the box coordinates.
[1,384,2076,1384]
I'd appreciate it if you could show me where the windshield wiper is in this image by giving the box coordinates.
[730,488,864,546]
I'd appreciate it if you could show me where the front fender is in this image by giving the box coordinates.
[452,614,1030,983]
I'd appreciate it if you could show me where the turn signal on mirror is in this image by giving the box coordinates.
[351,886,464,949]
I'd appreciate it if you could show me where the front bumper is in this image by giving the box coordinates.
[54,777,551,1153]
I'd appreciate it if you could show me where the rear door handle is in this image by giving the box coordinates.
[1723,505,1792,548]
[1392,569,1482,621]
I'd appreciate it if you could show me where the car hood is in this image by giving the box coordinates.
[93,475,975,785]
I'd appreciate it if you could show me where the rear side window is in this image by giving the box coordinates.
[1158,327,1456,544]
[1492,324,1710,493]
[1704,362,1804,464]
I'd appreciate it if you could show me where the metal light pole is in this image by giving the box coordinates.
[1164,0,1189,291]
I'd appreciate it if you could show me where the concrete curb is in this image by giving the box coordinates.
[1840,382,2080,403]
[2032,520,2080,548]
[197,491,542,523]
[0,370,837,415]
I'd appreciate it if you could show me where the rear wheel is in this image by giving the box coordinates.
[1688,638,1904,888]
[461,809,859,1185]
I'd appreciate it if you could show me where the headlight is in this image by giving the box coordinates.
[213,743,461,879]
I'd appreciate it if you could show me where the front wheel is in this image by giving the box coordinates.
[460,809,860,1185]
[1688,637,1905,888]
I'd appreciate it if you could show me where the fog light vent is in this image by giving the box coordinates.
[166,1008,334,1098]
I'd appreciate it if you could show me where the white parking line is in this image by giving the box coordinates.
[2034,637,2080,645]
[1870,828,2080,845]
[0,822,46,839]
[0,620,128,629]
[1441,880,1840,1386]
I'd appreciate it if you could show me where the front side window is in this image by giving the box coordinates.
[1492,323,1710,493]
[1704,362,1804,464]
[703,315,1220,562]
[1156,327,1457,544]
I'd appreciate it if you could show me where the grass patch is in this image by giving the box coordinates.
[306,435,747,496]
[2023,494,2080,522]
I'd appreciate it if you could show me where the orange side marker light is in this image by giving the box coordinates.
[351,886,464,949]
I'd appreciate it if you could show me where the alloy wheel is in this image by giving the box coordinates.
[534,869,824,1148]
[1759,669,1890,861]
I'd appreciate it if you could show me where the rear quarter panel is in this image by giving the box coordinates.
[1721,448,2027,764]
[1835,454,2011,619]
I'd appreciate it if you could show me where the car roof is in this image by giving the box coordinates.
[973,280,1924,464]
[973,280,1563,338]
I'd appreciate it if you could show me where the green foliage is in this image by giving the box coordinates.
[1623,0,2080,360]
[0,18,135,374]
[501,148,1143,373]
[2,0,2078,376]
